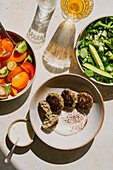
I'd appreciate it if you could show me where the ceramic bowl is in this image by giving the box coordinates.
[29,74,105,150]
[0,30,36,101]
[8,119,35,147]
[75,16,113,86]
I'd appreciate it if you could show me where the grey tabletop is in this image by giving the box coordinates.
[0,0,113,170]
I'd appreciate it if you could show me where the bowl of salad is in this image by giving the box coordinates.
[0,30,36,101]
[76,16,113,85]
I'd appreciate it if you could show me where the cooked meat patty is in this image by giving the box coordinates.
[76,92,93,113]
[61,89,78,111]
[42,114,59,130]
[46,93,64,113]
[38,100,52,119]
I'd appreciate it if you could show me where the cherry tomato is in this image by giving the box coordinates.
[21,62,35,80]
[2,59,17,70]
[7,61,17,70]
[2,59,10,67]
[12,72,29,89]
[0,77,6,84]
[2,38,14,53]
[0,38,14,61]
[7,66,23,82]
[0,51,11,61]
[10,51,27,62]
[10,86,17,96]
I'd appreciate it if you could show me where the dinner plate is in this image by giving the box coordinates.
[29,74,105,150]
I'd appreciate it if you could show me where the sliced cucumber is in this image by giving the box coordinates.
[89,44,104,70]
[83,63,112,78]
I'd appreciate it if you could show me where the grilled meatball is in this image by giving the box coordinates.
[38,100,52,120]
[42,114,59,130]
[76,92,93,113]
[61,89,78,111]
[46,93,64,113]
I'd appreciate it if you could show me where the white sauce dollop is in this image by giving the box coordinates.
[54,109,88,136]
[9,121,34,146]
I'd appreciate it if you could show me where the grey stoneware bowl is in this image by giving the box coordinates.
[29,74,105,150]
[75,16,113,86]
[0,30,36,101]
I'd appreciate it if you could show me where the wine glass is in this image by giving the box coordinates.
[61,0,93,22]
[43,0,93,72]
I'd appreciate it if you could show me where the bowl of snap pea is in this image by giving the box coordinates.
[76,16,113,85]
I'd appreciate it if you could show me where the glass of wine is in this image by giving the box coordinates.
[43,0,93,72]
[61,0,93,22]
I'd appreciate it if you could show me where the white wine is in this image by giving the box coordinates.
[61,0,93,21]
[66,0,85,15]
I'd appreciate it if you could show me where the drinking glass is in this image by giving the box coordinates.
[43,0,93,71]
[26,0,57,47]
[61,0,94,22]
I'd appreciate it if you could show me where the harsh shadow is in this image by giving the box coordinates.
[5,134,31,155]
[93,82,113,101]
[23,110,94,164]
[31,135,94,164]
[0,150,18,170]
[25,110,31,122]
[0,86,31,116]
[5,111,35,156]
[69,49,113,101]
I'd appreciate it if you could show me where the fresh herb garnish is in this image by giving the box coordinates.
[2,50,10,55]
[5,84,11,95]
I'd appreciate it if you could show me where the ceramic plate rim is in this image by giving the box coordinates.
[29,74,105,150]
[8,119,35,147]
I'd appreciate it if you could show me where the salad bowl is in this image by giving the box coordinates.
[76,16,113,86]
[0,30,36,101]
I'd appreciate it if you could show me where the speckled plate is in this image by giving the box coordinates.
[29,74,105,150]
